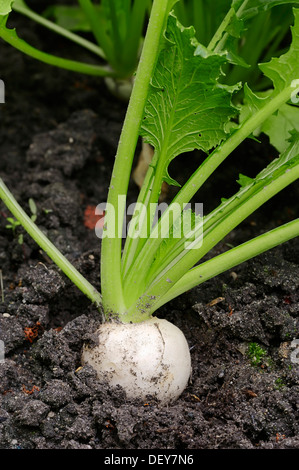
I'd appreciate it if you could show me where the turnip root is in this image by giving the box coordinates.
[81,316,192,403]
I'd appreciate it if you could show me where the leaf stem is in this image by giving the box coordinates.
[207,6,235,51]
[13,0,106,59]
[145,140,299,288]
[152,218,299,310]
[0,15,114,77]
[142,158,299,315]
[0,178,103,309]
[124,84,294,301]
[77,0,111,57]
[100,0,171,321]
[122,0,150,72]
[121,152,157,277]
[208,0,250,52]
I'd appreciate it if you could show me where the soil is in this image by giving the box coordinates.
[0,4,299,451]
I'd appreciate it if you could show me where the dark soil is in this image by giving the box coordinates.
[0,6,299,451]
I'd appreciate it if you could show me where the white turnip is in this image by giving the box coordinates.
[81,316,192,403]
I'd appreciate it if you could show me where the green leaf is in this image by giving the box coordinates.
[223,131,299,212]
[208,0,296,58]
[140,13,240,186]
[256,129,299,176]
[233,0,299,19]
[226,9,244,37]
[259,10,299,93]
[145,131,299,289]
[237,173,254,187]
[101,0,129,43]
[42,5,95,32]
[0,0,12,15]
[174,0,232,45]
[28,198,37,216]
[258,103,299,152]
[223,34,251,67]
[199,130,299,248]
[239,8,299,150]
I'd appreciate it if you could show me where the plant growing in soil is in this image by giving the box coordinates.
[0,0,152,98]
[0,0,299,403]
[174,0,299,91]
[1,1,298,99]
[247,342,267,366]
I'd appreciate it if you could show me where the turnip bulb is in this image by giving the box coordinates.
[81,317,192,403]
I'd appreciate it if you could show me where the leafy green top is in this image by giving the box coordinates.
[140,13,240,186]
[240,8,299,151]
[0,0,12,15]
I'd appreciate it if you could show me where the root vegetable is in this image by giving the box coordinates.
[81,317,192,403]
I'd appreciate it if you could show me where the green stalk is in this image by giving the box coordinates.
[208,0,250,52]
[142,148,168,239]
[122,46,193,279]
[100,0,172,321]
[207,6,235,51]
[121,146,175,283]
[152,218,299,310]
[225,10,272,86]
[13,0,106,59]
[139,158,299,315]
[122,150,172,294]
[77,0,114,61]
[107,0,123,65]
[0,16,114,77]
[123,84,294,299]
[144,148,299,287]
[121,154,157,277]
[122,0,150,73]
[170,85,294,208]
[0,178,102,308]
